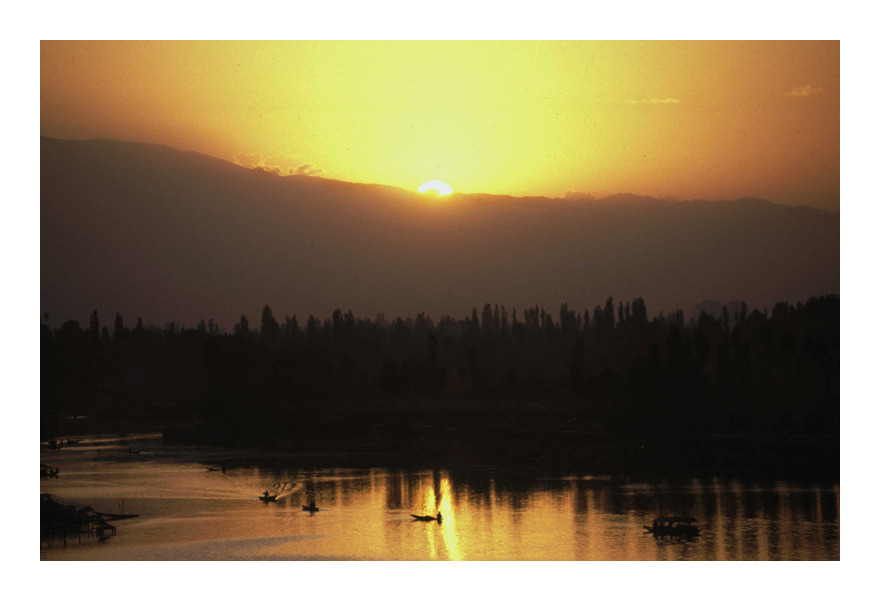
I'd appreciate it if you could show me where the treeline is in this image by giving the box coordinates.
[41,295,839,445]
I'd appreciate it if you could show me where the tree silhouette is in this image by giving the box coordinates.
[234,314,250,339]
[40,293,839,478]
[114,313,125,343]
[261,305,281,345]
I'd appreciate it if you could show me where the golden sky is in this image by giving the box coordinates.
[41,41,839,210]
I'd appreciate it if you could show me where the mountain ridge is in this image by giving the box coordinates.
[40,136,839,327]
[41,136,837,211]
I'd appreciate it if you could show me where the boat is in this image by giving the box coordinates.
[41,465,60,478]
[260,492,277,502]
[644,516,700,536]
[94,512,140,520]
[302,502,319,511]
[410,512,443,522]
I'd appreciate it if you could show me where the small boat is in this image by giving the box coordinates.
[260,492,277,502]
[644,516,700,537]
[95,512,140,520]
[302,502,319,512]
[411,512,443,522]
[41,466,60,478]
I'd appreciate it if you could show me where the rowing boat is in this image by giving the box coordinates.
[411,512,442,522]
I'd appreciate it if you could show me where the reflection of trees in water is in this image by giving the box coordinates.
[384,470,403,509]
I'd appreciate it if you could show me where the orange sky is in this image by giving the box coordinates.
[41,41,839,210]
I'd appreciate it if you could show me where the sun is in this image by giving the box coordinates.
[418,180,454,196]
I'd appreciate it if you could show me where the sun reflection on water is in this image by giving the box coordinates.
[40,436,839,561]
[438,475,462,560]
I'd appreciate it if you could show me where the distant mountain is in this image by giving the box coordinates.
[41,137,839,328]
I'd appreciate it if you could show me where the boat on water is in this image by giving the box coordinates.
[260,492,277,502]
[411,512,442,522]
[94,512,140,520]
[644,516,700,536]
[302,505,320,512]
[41,465,60,478]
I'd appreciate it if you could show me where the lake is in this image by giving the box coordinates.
[40,433,839,560]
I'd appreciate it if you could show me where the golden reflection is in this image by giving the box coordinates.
[416,473,441,559]
[585,487,598,560]
[420,478,437,514]
[425,520,438,559]
[625,513,639,560]
[438,474,462,560]
[487,479,506,558]
[41,447,840,560]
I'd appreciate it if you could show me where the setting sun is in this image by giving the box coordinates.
[39,37,839,564]
[40,41,839,210]
[418,180,454,196]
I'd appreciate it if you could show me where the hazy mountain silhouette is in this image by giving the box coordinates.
[41,137,839,327]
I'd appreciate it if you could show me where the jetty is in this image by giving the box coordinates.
[40,494,119,548]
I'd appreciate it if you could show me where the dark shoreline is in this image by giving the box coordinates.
[45,402,839,484]
[167,417,837,484]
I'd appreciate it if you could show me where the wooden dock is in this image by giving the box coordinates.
[40,494,119,548]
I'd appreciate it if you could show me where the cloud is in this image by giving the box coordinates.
[233,152,322,177]
[232,152,268,169]
[291,163,322,176]
[785,84,823,97]
[625,98,681,105]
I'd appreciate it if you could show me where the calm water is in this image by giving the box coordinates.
[40,434,839,560]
